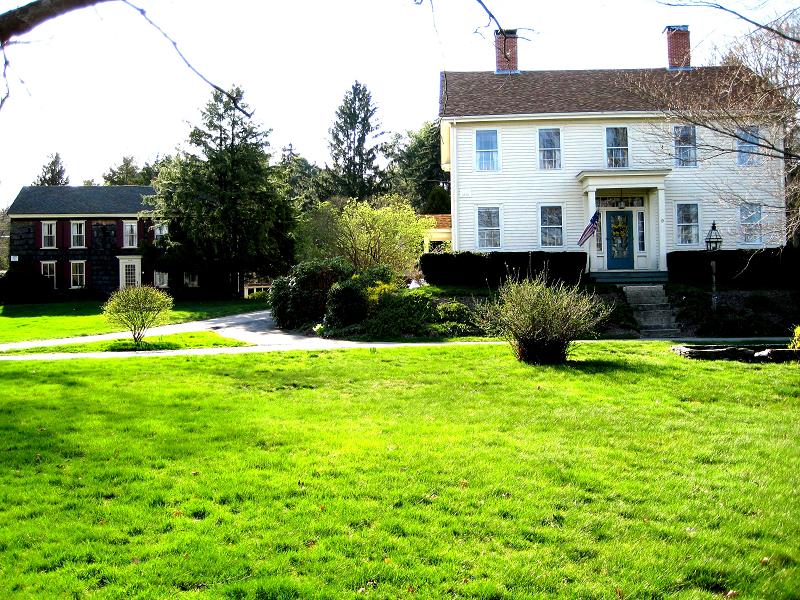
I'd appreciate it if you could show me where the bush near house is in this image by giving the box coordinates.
[419,251,587,287]
[477,273,611,364]
[667,247,800,290]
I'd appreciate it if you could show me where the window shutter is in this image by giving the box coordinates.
[85,261,92,289]
[137,220,145,246]
[35,221,42,248]
[116,220,124,248]
[85,220,93,249]
[56,220,65,248]
[62,260,70,288]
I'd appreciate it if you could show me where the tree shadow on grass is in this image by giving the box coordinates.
[1,301,102,318]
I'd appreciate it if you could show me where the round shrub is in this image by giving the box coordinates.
[325,280,368,328]
[268,276,293,328]
[364,290,437,338]
[102,285,174,345]
[477,273,611,364]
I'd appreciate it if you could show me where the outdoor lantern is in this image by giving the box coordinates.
[705,221,723,251]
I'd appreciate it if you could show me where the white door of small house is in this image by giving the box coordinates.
[117,256,142,289]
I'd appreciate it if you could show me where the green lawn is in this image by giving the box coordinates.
[0,331,249,354]
[0,299,263,343]
[0,342,798,598]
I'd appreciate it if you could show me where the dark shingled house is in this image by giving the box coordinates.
[7,185,179,296]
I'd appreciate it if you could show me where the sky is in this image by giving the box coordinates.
[0,0,796,207]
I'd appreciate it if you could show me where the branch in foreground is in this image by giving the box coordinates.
[0,0,112,45]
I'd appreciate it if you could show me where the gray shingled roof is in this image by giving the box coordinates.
[8,185,154,215]
[439,66,756,117]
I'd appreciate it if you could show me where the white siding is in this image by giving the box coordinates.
[450,118,785,257]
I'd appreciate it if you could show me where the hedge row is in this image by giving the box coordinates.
[667,247,800,290]
[419,252,588,287]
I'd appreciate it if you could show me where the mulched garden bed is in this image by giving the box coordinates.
[672,344,799,363]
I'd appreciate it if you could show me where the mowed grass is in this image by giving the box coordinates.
[0,331,249,354]
[0,342,798,599]
[0,299,262,343]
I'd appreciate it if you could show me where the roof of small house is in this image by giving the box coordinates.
[439,66,769,118]
[8,185,154,216]
[430,214,452,229]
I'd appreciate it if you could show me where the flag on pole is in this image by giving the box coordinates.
[577,211,600,246]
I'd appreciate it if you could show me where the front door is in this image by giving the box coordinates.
[606,211,634,270]
[117,256,142,289]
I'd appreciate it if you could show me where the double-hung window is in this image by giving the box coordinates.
[41,261,56,289]
[740,204,762,244]
[477,207,501,249]
[41,221,56,249]
[184,272,199,288]
[70,261,86,288]
[71,221,86,248]
[538,128,561,170]
[123,220,138,248]
[674,125,697,167]
[475,130,499,171]
[737,126,761,166]
[154,223,168,242]
[154,271,169,288]
[606,127,629,168]
[540,205,564,247]
[637,211,646,252]
[676,203,699,245]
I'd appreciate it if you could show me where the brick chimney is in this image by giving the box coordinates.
[664,25,691,69]
[495,29,519,73]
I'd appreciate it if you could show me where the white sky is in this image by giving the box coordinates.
[0,0,795,207]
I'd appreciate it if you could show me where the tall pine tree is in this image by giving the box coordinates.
[32,152,69,186]
[327,81,383,200]
[149,87,294,286]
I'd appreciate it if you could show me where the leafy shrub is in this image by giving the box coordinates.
[432,300,482,337]
[102,286,174,345]
[246,291,270,303]
[477,273,611,364]
[268,258,354,329]
[790,326,800,350]
[358,264,397,287]
[366,282,400,306]
[0,269,58,304]
[364,289,437,338]
[325,279,368,328]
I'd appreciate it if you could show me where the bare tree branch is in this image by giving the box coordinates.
[0,0,112,45]
[659,1,800,44]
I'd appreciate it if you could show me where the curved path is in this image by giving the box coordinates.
[0,310,500,361]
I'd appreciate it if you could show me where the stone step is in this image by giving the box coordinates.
[633,303,672,311]
[635,312,675,327]
[640,328,680,338]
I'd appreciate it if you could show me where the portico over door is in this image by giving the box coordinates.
[117,256,142,289]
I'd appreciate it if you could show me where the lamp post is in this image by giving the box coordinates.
[705,221,723,311]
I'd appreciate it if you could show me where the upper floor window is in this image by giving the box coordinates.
[477,207,501,249]
[674,125,697,167]
[41,221,56,249]
[475,130,499,171]
[737,126,761,166]
[540,205,564,247]
[71,221,85,248]
[606,127,629,168]
[154,223,168,242]
[123,220,138,248]
[538,128,561,170]
[676,203,699,245]
[740,204,762,244]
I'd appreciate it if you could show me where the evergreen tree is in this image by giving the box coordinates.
[385,121,450,213]
[103,155,167,185]
[32,152,69,186]
[327,81,383,200]
[279,144,322,213]
[149,87,294,286]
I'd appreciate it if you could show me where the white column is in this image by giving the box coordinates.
[586,189,596,273]
[657,186,667,272]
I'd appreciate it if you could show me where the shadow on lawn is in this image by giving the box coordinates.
[1,301,102,318]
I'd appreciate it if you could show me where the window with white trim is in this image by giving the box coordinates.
[595,218,603,252]
[637,211,646,252]
[154,223,168,242]
[475,130,499,171]
[477,207,501,249]
[737,126,761,166]
[540,205,564,247]
[676,203,699,245]
[41,261,56,289]
[154,271,169,288]
[740,204,762,244]
[674,125,697,167]
[605,127,629,168]
[70,261,86,288]
[538,128,561,170]
[41,221,56,249]
[71,221,86,248]
[184,272,199,288]
[123,263,137,288]
[123,221,138,248]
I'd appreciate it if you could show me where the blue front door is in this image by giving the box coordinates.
[606,211,634,270]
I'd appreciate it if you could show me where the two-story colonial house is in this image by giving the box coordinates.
[439,26,786,281]
[7,185,181,295]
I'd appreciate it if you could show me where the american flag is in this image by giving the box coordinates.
[577,211,600,246]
